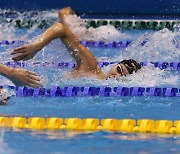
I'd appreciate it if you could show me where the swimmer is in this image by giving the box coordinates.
[0,64,41,88]
[11,7,141,80]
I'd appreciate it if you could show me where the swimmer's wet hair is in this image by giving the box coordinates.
[119,59,141,74]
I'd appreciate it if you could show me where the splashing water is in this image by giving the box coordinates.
[0,9,58,41]
[64,14,130,42]
[0,22,15,41]
[101,63,178,87]
[118,28,180,62]
[64,14,180,63]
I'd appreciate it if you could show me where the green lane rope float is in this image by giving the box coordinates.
[85,20,180,30]
[0,17,179,30]
[0,116,179,134]
[0,18,54,28]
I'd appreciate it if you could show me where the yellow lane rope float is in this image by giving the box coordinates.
[0,117,179,134]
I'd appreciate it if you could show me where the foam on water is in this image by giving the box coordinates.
[0,22,15,41]
[118,28,180,62]
[64,14,130,42]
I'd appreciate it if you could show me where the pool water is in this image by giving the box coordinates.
[0,96,180,153]
[2,129,179,153]
[0,10,180,153]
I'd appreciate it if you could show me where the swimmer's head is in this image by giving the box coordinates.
[0,88,9,105]
[105,59,141,79]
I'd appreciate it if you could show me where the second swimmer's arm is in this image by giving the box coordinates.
[0,64,41,88]
[0,64,13,79]
[11,23,65,61]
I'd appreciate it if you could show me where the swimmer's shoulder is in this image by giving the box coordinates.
[66,67,105,79]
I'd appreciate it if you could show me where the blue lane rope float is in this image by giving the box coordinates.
[1,40,180,49]
[0,116,179,134]
[80,40,179,49]
[0,40,26,45]
[5,86,180,97]
[0,40,132,48]
[80,40,132,48]
[4,61,180,71]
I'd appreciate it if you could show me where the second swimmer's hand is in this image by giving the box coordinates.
[9,68,42,88]
[11,43,42,61]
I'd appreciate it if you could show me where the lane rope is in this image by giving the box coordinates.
[4,61,180,71]
[0,40,179,49]
[85,19,180,30]
[4,86,180,97]
[0,116,179,134]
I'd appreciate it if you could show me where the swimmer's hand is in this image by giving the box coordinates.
[11,43,42,61]
[9,68,42,88]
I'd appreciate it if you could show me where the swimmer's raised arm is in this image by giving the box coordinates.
[11,7,83,62]
[11,6,105,78]
[11,14,99,71]
[11,22,100,76]
[58,7,75,24]
[11,7,75,61]
[11,23,65,61]
[12,7,142,79]
[0,64,41,88]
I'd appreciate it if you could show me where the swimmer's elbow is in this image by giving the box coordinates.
[58,7,75,22]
